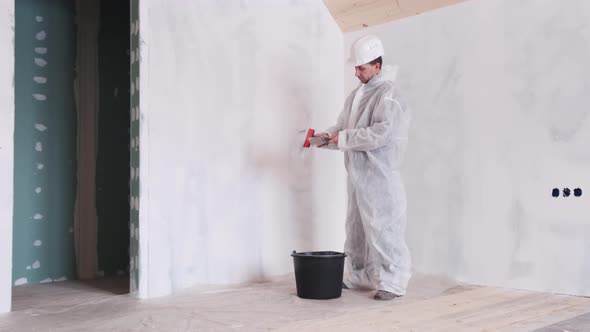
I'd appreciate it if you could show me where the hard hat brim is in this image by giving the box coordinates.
[346,56,379,67]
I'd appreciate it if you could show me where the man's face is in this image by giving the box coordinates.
[355,63,380,84]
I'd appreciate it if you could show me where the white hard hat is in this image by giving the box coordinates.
[347,35,385,66]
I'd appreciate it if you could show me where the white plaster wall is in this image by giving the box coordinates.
[0,0,14,313]
[346,0,590,296]
[138,0,345,297]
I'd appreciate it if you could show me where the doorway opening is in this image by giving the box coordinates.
[12,0,132,306]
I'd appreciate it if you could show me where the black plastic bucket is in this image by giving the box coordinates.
[291,251,346,300]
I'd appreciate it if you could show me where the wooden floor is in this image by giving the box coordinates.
[1,274,589,331]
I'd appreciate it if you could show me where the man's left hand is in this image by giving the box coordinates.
[329,133,339,145]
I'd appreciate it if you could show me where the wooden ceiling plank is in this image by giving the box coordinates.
[324,0,467,32]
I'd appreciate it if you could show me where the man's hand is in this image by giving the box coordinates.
[313,132,331,147]
[328,133,339,145]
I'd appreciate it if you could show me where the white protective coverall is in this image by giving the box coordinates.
[325,65,412,295]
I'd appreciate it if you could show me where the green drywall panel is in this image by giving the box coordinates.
[13,0,77,286]
[96,0,130,277]
[129,0,140,292]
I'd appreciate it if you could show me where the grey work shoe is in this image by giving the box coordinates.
[374,290,401,301]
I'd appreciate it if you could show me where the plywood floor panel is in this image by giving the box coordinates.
[1,274,589,331]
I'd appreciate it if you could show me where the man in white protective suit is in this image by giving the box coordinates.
[316,35,412,301]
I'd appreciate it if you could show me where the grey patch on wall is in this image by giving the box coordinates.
[509,200,533,279]
[550,122,585,143]
[433,57,461,104]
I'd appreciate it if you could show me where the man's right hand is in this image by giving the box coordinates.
[313,133,331,147]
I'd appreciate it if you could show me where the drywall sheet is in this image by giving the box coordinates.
[345,0,590,296]
[129,0,140,293]
[0,0,15,314]
[96,0,131,278]
[137,0,345,297]
[12,0,77,287]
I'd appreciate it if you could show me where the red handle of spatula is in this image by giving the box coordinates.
[303,128,315,148]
